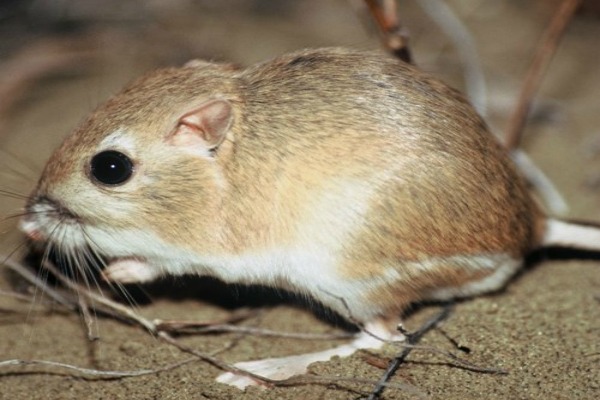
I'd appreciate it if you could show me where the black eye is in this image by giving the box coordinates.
[90,150,134,186]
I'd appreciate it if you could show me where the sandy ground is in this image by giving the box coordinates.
[0,1,599,399]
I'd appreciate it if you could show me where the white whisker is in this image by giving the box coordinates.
[81,226,143,310]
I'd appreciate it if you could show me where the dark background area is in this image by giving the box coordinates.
[0,1,599,399]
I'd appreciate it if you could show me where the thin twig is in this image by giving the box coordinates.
[41,260,158,334]
[158,331,280,386]
[157,323,354,340]
[160,331,427,395]
[504,0,582,149]
[77,295,100,341]
[3,258,361,385]
[364,0,412,63]
[0,358,197,379]
[0,288,43,303]
[2,257,78,311]
[321,290,504,380]
[3,256,508,397]
[364,306,453,400]
[374,342,507,375]
[436,327,471,353]
[3,256,159,332]
[0,353,426,397]
[418,0,568,215]
[152,307,259,331]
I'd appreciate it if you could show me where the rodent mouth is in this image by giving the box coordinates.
[20,195,85,248]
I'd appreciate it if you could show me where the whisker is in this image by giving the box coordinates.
[0,149,40,181]
[2,208,58,224]
[0,209,32,228]
[73,245,95,294]
[50,220,103,304]
[80,227,143,310]
[2,211,27,221]
[22,209,49,214]
[56,220,77,281]
[3,238,57,323]
[12,212,146,327]
[67,243,102,338]
[82,250,109,296]
[39,222,98,330]
[35,236,58,306]
[1,240,29,268]
[0,228,29,267]
[37,219,67,285]
[80,228,106,277]
[0,188,29,200]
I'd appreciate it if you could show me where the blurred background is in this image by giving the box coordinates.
[1,0,600,210]
[1,2,599,399]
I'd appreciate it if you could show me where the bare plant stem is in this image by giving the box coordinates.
[2,257,507,395]
[364,0,412,63]
[0,358,197,378]
[504,0,582,149]
[364,306,452,400]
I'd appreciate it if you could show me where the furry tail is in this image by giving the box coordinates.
[542,218,600,251]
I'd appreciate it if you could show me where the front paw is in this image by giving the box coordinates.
[101,259,158,283]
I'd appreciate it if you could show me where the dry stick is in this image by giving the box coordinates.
[2,259,357,386]
[436,326,471,353]
[504,0,582,150]
[157,322,353,340]
[3,258,77,311]
[4,259,279,385]
[389,343,507,375]
[0,357,424,398]
[3,256,158,331]
[416,1,568,214]
[324,289,504,374]
[43,262,348,343]
[3,259,505,395]
[0,353,423,396]
[41,260,158,333]
[0,358,197,379]
[152,307,260,331]
[155,308,352,339]
[364,0,412,64]
[160,331,427,396]
[3,258,138,326]
[158,331,283,386]
[364,306,453,400]
[0,288,51,304]
[3,259,272,384]
[77,295,100,341]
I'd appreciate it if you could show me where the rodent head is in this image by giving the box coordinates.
[21,63,240,260]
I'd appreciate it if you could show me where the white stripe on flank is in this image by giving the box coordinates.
[543,218,600,251]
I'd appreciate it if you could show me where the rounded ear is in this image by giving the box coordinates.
[168,99,233,154]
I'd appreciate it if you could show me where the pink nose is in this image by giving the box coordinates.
[19,219,45,242]
[25,229,44,242]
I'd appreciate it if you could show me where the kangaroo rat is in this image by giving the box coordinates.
[19,47,600,388]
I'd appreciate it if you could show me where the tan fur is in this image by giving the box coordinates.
[24,48,548,324]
